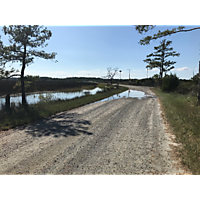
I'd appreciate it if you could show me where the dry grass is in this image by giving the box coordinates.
[153,88,200,174]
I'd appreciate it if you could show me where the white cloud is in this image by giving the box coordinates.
[145,68,159,71]
[172,67,190,71]
[145,67,191,72]
[151,68,159,71]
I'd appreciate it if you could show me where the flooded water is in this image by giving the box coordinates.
[0,87,102,109]
[0,88,156,110]
[91,89,155,104]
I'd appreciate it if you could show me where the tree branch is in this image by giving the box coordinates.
[0,73,20,80]
[175,27,200,33]
[136,26,200,45]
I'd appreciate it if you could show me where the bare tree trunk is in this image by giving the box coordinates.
[159,69,163,88]
[198,61,200,103]
[5,94,10,109]
[21,71,26,105]
[21,44,27,106]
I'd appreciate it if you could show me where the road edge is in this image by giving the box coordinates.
[151,88,192,175]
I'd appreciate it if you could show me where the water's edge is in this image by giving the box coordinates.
[91,89,156,104]
[0,88,156,110]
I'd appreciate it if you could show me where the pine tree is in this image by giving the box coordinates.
[135,25,200,102]
[135,25,200,45]
[0,37,19,79]
[2,25,57,105]
[143,39,180,80]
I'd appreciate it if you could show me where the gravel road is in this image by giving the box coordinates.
[0,85,187,174]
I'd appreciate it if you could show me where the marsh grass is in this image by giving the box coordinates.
[0,86,127,131]
[153,88,200,174]
[0,79,99,96]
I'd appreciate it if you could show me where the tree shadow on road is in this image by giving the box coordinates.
[19,112,93,138]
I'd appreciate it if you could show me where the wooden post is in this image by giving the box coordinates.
[198,61,200,103]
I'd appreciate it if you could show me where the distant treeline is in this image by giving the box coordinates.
[0,76,195,96]
[0,77,99,96]
[117,78,191,87]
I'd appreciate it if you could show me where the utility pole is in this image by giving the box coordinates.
[127,69,131,80]
[119,70,122,81]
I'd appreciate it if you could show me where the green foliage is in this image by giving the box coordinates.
[135,25,156,34]
[2,25,57,66]
[175,80,198,96]
[143,39,180,79]
[0,38,19,79]
[152,74,160,80]
[153,88,200,174]
[0,78,98,96]
[191,73,199,84]
[0,86,128,130]
[2,25,57,104]
[161,73,179,92]
[0,66,19,79]
[83,91,90,96]
[135,25,200,45]
[13,75,40,92]
[0,38,5,67]
[38,93,54,102]
[176,81,193,95]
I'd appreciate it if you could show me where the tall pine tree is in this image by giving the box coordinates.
[2,25,57,105]
[136,25,200,102]
[143,39,180,79]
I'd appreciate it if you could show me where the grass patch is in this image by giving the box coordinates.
[152,88,200,174]
[0,86,127,131]
[96,83,107,89]
[54,84,98,93]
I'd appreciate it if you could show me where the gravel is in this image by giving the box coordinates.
[0,85,187,174]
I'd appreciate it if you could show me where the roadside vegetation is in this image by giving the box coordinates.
[0,85,128,131]
[152,73,200,174]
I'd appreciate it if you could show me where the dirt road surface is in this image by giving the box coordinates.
[0,85,187,174]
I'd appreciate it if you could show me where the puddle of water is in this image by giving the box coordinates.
[0,88,156,110]
[91,89,156,104]
[0,87,103,109]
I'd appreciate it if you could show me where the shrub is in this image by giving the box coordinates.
[38,93,54,102]
[176,81,198,96]
[84,91,90,96]
[161,73,179,92]
[191,73,199,84]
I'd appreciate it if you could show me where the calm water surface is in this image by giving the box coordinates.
[91,89,155,104]
[0,87,102,109]
[0,88,155,110]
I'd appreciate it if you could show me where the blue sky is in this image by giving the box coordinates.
[0,25,199,80]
